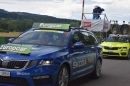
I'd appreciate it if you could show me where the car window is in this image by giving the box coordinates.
[82,32,95,45]
[106,37,119,42]
[72,32,84,45]
[12,31,70,47]
[106,36,130,43]
[119,37,129,43]
[89,35,98,44]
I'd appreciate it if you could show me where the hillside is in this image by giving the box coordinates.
[0,9,79,23]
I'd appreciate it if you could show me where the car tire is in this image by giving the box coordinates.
[127,51,130,60]
[55,65,69,86]
[90,59,102,79]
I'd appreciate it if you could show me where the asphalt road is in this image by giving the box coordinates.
[68,57,130,86]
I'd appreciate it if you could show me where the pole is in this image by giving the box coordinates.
[81,0,84,21]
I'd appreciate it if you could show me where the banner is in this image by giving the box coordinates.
[81,19,110,32]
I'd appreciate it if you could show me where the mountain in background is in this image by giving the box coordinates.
[0,9,80,24]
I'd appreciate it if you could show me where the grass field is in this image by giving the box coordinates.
[0,32,22,37]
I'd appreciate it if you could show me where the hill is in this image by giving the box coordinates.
[0,9,80,23]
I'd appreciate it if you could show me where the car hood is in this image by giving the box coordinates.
[0,44,68,60]
[101,42,129,47]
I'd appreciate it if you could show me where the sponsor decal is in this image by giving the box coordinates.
[37,23,70,30]
[0,44,31,54]
[39,23,62,28]
[88,56,95,63]
[73,58,87,69]
[83,22,92,28]
[17,72,30,75]
[104,23,108,29]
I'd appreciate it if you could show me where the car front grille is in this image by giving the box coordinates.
[121,52,126,55]
[103,52,119,55]
[0,76,29,86]
[104,46,119,50]
[0,60,28,69]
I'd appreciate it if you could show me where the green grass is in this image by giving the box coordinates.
[0,32,22,37]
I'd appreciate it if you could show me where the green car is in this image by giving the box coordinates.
[101,34,130,59]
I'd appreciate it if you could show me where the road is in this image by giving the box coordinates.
[68,57,130,86]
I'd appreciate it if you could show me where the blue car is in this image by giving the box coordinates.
[0,23,102,86]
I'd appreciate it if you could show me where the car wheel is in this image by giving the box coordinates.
[55,65,69,86]
[90,59,102,79]
[127,51,130,60]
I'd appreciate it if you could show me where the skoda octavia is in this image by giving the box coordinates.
[0,23,102,86]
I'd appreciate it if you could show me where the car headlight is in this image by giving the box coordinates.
[98,44,104,48]
[100,45,104,48]
[38,60,53,66]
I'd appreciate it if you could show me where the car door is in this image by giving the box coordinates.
[82,32,97,71]
[69,31,91,78]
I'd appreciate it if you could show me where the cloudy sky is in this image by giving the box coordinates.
[0,0,130,24]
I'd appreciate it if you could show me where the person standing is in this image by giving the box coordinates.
[97,6,104,19]
[93,6,99,19]
[93,6,105,19]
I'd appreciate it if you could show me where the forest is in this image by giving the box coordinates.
[0,9,80,32]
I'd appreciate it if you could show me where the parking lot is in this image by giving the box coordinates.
[69,57,130,86]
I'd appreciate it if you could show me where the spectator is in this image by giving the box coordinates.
[97,6,105,19]
[93,6,105,19]
[93,6,99,19]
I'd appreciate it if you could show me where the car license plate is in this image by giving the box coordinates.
[0,71,10,76]
[108,50,113,53]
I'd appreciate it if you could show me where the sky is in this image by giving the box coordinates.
[0,0,130,25]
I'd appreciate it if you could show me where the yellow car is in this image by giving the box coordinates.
[101,34,130,59]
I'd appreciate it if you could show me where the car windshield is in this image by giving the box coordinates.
[119,37,129,42]
[106,36,129,43]
[12,30,70,47]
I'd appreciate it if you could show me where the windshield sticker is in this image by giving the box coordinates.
[0,44,31,54]
[34,30,64,33]
[64,32,69,34]
[34,30,58,32]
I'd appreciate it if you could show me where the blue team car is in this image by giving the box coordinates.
[0,23,102,86]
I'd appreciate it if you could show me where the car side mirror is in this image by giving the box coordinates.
[9,38,15,43]
[73,42,84,49]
